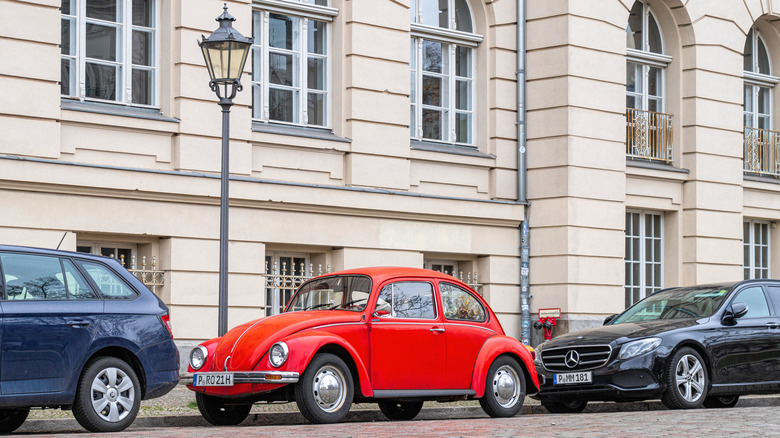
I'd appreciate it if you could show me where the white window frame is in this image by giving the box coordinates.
[264,252,310,316]
[424,260,459,277]
[61,0,160,107]
[625,211,663,307]
[744,28,779,130]
[410,0,482,147]
[744,220,771,280]
[251,1,336,128]
[625,1,670,113]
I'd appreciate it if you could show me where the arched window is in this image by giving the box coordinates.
[744,28,777,131]
[410,0,482,146]
[625,0,673,163]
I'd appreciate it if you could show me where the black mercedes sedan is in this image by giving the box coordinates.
[532,280,780,413]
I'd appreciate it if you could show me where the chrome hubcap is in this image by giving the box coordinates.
[91,367,135,422]
[674,354,705,403]
[312,365,346,413]
[493,365,521,408]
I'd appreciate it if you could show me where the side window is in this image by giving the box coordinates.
[1,253,74,300]
[79,261,138,299]
[376,282,436,319]
[61,260,98,300]
[440,282,486,322]
[732,286,770,318]
[765,286,780,315]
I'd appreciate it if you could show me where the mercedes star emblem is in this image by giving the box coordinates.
[565,350,580,368]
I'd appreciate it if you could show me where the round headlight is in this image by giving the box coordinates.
[269,342,289,368]
[190,345,208,370]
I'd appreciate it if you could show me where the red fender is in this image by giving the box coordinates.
[282,332,374,397]
[470,336,539,397]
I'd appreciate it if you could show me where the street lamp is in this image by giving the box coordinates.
[199,4,253,336]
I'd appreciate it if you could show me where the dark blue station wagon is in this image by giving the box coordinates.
[0,245,179,433]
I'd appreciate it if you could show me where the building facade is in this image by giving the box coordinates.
[2,0,780,360]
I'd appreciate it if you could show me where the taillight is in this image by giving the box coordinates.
[160,313,174,339]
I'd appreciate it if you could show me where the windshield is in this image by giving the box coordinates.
[612,286,732,324]
[286,275,372,312]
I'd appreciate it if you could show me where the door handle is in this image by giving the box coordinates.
[767,322,778,329]
[67,320,90,328]
[429,327,445,333]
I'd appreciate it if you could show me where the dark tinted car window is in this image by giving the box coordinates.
[766,286,780,315]
[732,286,770,318]
[2,253,71,300]
[377,281,436,319]
[79,261,138,298]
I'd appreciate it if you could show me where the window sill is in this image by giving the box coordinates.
[60,99,180,123]
[744,174,780,184]
[626,158,688,174]
[251,122,351,143]
[411,141,495,159]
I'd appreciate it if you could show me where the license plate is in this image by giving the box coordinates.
[553,371,592,385]
[192,372,234,386]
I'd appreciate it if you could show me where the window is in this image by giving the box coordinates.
[731,287,770,319]
[744,28,777,131]
[626,1,667,113]
[61,0,159,106]
[376,282,436,319]
[410,0,482,146]
[79,261,137,298]
[264,253,312,316]
[77,242,135,267]
[440,282,485,321]
[251,1,335,127]
[426,260,458,277]
[744,221,770,279]
[625,211,663,307]
[1,253,96,300]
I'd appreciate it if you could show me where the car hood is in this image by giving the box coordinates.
[213,311,363,371]
[541,318,706,349]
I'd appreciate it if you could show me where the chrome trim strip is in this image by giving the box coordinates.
[541,344,613,372]
[310,322,366,330]
[233,371,300,384]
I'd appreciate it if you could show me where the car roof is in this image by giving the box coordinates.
[0,245,114,263]
[658,279,780,294]
[315,266,467,285]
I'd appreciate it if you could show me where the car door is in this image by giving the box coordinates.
[709,285,780,385]
[439,281,492,389]
[0,252,102,394]
[369,280,447,390]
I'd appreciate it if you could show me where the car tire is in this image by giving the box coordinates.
[703,395,739,409]
[0,408,29,433]
[377,401,424,421]
[541,400,588,414]
[478,355,526,418]
[72,356,141,433]
[295,353,354,424]
[195,393,252,426]
[661,347,708,409]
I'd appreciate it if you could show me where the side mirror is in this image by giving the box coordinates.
[372,309,390,317]
[603,314,618,325]
[723,302,748,321]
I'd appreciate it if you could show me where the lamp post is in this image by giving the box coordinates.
[199,4,253,336]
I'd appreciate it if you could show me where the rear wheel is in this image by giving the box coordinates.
[0,408,29,433]
[541,400,588,414]
[378,401,424,421]
[73,357,141,432]
[661,347,708,409]
[196,393,252,426]
[703,395,739,408]
[478,356,526,417]
[295,353,354,423]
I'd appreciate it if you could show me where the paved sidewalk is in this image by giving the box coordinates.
[18,382,780,434]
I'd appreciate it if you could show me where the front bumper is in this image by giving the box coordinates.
[192,371,300,385]
[532,353,666,403]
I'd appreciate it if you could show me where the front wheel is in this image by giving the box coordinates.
[478,356,526,417]
[195,393,251,426]
[661,347,708,409]
[703,395,739,409]
[378,401,424,421]
[295,353,354,423]
[72,357,141,433]
[0,408,29,433]
[542,400,588,414]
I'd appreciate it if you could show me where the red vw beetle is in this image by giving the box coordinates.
[187,267,538,424]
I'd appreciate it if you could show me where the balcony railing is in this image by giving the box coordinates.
[626,108,674,163]
[119,255,165,295]
[744,126,780,177]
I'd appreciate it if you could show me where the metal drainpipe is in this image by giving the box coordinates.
[517,0,531,345]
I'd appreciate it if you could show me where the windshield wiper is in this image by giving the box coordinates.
[301,303,335,311]
[330,298,368,310]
